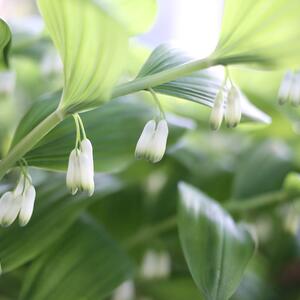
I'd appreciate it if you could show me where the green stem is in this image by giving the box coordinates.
[225,190,289,212]
[0,57,216,180]
[112,57,216,98]
[0,109,64,180]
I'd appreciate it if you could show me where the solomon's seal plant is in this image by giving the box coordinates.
[1,0,300,299]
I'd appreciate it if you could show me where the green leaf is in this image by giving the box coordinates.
[232,141,293,199]
[214,0,300,68]
[20,218,133,300]
[139,278,203,300]
[112,0,157,35]
[11,94,185,172]
[178,182,256,300]
[138,44,271,124]
[0,174,122,273]
[37,0,128,113]
[0,18,11,69]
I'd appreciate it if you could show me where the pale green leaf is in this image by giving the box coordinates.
[178,182,256,300]
[138,44,271,124]
[214,0,300,68]
[0,18,11,69]
[112,0,157,35]
[37,0,128,113]
[0,174,122,273]
[20,218,133,300]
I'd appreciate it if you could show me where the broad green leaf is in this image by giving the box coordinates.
[214,0,300,68]
[178,182,256,300]
[0,174,122,273]
[232,141,292,199]
[21,218,133,300]
[11,94,185,172]
[37,0,128,113]
[0,18,11,69]
[112,0,157,35]
[138,44,271,124]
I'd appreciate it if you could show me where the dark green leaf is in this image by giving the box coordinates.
[20,218,133,300]
[178,182,256,300]
[0,174,122,273]
[232,141,293,199]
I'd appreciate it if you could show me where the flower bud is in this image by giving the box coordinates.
[1,194,22,227]
[148,120,169,163]
[278,71,293,105]
[80,139,94,196]
[225,86,241,128]
[0,192,13,225]
[290,73,300,106]
[19,185,36,226]
[79,153,94,196]
[210,90,224,130]
[135,120,156,160]
[66,149,80,195]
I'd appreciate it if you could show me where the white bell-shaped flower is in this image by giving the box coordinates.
[148,120,169,163]
[0,192,14,226]
[135,119,169,163]
[290,73,300,106]
[0,173,36,227]
[278,71,293,105]
[135,120,156,160]
[66,138,94,196]
[19,185,36,226]
[79,138,94,196]
[66,149,80,195]
[225,86,241,128]
[210,90,225,130]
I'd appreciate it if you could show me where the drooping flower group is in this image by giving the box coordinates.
[135,119,169,163]
[0,173,36,227]
[278,70,300,106]
[210,84,242,130]
[66,138,94,196]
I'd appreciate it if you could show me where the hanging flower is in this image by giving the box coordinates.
[278,70,300,106]
[210,89,225,130]
[66,138,94,196]
[225,85,241,128]
[278,71,293,105]
[135,119,169,163]
[0,174,36,227]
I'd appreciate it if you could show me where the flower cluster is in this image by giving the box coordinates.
[210,85,242,130]
[278,70,300,106]
[66,138,94,196]
[135,119,169,163]
[0,174,36,227]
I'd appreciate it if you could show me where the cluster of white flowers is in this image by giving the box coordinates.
[66,138,94,196]
[210,85,242,130]
[0,174,36,227]
[278,70,300,106]
[135,119,169,163]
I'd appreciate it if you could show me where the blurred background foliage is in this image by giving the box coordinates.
[1,0,300,300]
